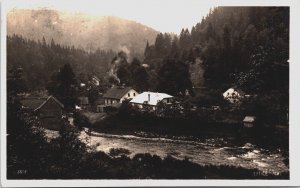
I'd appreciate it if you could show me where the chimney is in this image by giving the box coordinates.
[148,93,150,102]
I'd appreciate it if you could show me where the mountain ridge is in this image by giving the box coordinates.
[7,9,159,58]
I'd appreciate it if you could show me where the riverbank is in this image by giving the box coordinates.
[9,146,289,180]
[43,128,289,177]
[76,152,289,179]
[89,113,288,152]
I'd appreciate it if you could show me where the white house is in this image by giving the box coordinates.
[223,88,245,103]
[103,86,138,105]
[243,116,256,128]
[130,91,173,110]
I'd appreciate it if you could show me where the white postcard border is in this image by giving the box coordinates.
[1,0,300,187]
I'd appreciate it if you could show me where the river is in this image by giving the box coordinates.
[84,130,288,175]
[44,128,288,175]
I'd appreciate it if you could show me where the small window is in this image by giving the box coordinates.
[128,93,130,97]
[134,93,136,96]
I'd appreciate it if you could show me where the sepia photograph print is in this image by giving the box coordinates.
[1,0,300,187]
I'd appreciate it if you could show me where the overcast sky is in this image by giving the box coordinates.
[5,0,216,34]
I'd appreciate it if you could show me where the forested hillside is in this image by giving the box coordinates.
[7,9,159,58]
[144,7,289,94]
[8,7,289,101]
[7,35,115,90]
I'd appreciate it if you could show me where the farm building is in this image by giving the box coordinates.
[103,86,138,105]
[21,96,65,130]
[130,91,173,110]
[243,116,256,128]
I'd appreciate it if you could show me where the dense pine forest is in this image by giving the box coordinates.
[144,7,289,93]
[141,7,289,124]
[7,35,116,90]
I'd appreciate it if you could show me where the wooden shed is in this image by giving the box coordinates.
[243,116,256,128]
[34,96,65,130]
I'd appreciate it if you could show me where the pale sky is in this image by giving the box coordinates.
[4,0,216,34]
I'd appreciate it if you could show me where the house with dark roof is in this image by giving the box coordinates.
[21,97,48,110]
[103,86,138,106]
[21,96,65,130]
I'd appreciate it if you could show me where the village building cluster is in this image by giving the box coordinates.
[20,74,258,131]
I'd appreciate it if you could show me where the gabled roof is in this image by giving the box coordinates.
[21,98,47,110]
[34,96,64,111]
[103,86,134,99]
[243,116,256,123]
[223,87,245,97]
[130,91,173,106]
